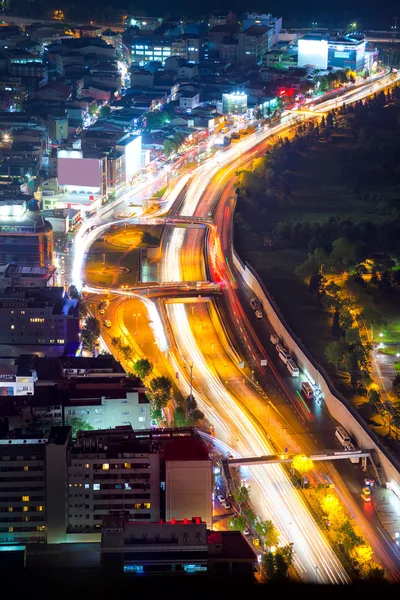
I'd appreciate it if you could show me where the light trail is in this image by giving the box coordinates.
[166,302,349,584]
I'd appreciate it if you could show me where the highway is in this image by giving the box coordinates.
[74,71,400,582]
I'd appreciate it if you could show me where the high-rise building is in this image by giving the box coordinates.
[0,427,213,545]
[238,26,273,64]
[0,195,53,267]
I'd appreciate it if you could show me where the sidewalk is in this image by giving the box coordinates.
[372,484,400,544]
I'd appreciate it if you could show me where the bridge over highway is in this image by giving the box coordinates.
[226,448,370,467]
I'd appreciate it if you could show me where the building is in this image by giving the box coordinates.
[0,427,212,545]
[241,12,282,40]
[0,427,71,545]
[222,92,248,115]
[0,287,79,347]
[298,33,367,71]
[0,264,55,293]
[0,195,53,267]
[179,90,200,110]
[171,35,204,63]
[130,36,172,65]
[124,16,163,32]
[40,209,68,234]
[0,355,36,395]
[327,35,367,72]
[208,11,237,29]
[165,436,212,529]
[101,515,257,581]
[238,25,273,64]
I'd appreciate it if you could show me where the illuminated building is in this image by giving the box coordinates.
[124,16,163,32]
[130,36,172,65]
[0,427,213,545]
[241,12,282,39]
[0,195,53,267]
[298,33,367,71]
[222,91,248,115]
[0,286,79,347]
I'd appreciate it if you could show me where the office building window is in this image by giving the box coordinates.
[102,464,109,471]
[22,496,29,502]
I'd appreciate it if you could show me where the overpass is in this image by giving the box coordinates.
[227,448,370,466]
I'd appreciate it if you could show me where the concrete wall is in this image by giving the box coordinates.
[166,460,213,528]
[232,250,400,486]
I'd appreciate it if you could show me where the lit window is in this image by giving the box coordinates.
[8,507,13,512]
[22,496,29,502]
[93,483,100,490]
[124,463,131,469]
[134,503,141,509]
[36,506,43,512]
[144,503,151,509]
[23,506,29,512]
[25,516,29,522]
[24,466,29,471]
[10,325,14,330]
[85,463,89,469]
[102,464,109,470]
[8,527,13,533]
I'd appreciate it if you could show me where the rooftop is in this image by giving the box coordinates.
[164,436,210,462]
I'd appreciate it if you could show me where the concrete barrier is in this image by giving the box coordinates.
[232,250,400,486]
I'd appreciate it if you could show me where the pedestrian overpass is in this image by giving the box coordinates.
[227,449,371,467]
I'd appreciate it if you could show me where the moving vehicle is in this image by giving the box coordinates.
[361,487,371,502]
[103,320,112,328]
[255,309,263,319]
[270,333,280,345]
[335,426,351,448]
[276,344,291,364]
[217,494,225,503]
[222,501,231,510]
[301,381,314,400]
[99,300,109,310]
[286,359,299,377]
[250,297,260,310]
[99,309,105,315]
[64,247,69,254]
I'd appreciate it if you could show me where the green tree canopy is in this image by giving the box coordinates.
[147,376,173,411]
[133,358,153,380]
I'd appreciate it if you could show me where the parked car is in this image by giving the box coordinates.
[103,320,112,328]
[243,528,250,536]
[217,494,225,503]
[99,309,105,315]
[222,501,231,510]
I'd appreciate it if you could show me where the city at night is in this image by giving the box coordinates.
[0,0,399,591]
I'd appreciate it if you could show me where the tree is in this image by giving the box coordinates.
[331,309,341,339]
[255,519,280,548]
[262,545,293,581]
[82,316,100,347]
[121,345,133,362]
[368,388,381,407]
[337,519,364,552]
[133,358,153,380]
[78,302,88,320]
[365,563,385,582]
[189,408,205,423]
[233,485,250,513]
[243,507,256,528]
[325,340,351,372]
[350,544,373,573]
[229,514,247,532]
[330,238,357,272]
[173,406,186,427]
[67,416,94,437]
[320,493,346,529]
[291,454,314,486]
[147,376,173,411]
[68,284,80,299]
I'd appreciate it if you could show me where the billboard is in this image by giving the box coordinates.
[57,150,102,189]
[298,38,328,69]
[124,135,142,183]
